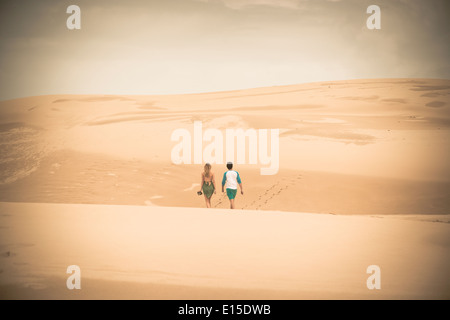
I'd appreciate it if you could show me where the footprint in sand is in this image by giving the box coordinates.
[252,177,296,209]
[213,193,228,207]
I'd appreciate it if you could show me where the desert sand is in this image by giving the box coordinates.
[0,79,449,299]
[0,202,449,299]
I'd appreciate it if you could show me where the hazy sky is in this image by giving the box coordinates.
[0,0,449,100]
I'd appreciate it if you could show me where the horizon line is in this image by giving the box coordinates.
[1,77,449,102]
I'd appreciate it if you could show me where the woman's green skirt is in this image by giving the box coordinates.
[202,182,215,199]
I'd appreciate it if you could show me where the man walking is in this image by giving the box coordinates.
[221,162,244,209]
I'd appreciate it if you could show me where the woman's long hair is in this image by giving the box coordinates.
[204,163,211,178]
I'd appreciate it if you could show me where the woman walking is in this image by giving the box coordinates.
[198,163,216,208]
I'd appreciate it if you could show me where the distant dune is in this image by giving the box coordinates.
[0,79,449,214]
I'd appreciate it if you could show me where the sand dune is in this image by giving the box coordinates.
[0,79,449,299]
[0,78,449,213]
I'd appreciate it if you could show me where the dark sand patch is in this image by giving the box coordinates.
[231,104,324,111]
[426,101,446,108]
[340,95,379,101]
[382,98,407,104]
[421,92,448,98]
[410,85,450,92]
[1,251,16,258]
[423,117,450,127]
[280,127,376,145]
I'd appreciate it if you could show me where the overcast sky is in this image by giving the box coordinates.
[0,0,449,100]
